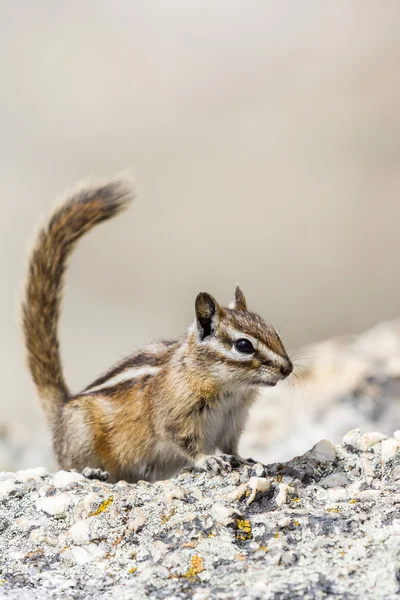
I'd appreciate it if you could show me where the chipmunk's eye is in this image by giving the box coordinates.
[235,338,255,354]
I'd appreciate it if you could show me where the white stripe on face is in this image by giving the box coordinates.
[82,366,160,394]
[223,326,286,364]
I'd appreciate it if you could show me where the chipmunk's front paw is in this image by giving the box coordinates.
[195,455,232,476]
[82,467,109,482]
[220,454,257,468]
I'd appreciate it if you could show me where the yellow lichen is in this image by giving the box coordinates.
[258,545,269,553]
[236,519,252,540]
[160,507,176,524]
[292,497,301,503]
[274,532,280,538]
[293,520,300,527]
[128,566,137,574]
[185,555,205,579]
[0,580,5,587]
[89,496,114,517]
[326,507,341,513]
[349,499,357,504]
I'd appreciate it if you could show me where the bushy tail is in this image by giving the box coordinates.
[21,178,134,427]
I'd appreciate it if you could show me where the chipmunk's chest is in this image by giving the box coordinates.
[202,387,257,452]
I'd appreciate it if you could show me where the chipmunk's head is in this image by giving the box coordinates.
[191,286,292,388]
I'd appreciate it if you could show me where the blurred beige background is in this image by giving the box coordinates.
[1,1,400,457]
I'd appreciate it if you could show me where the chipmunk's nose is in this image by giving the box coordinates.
[280,361,293,378]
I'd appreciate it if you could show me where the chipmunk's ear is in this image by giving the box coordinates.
[195,292,220,339]
[230,285,247,311]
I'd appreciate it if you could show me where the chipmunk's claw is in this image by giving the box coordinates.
[195,455,232,476]
[82,467,109,482]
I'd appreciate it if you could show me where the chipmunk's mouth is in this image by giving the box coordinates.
[250,379,277,387]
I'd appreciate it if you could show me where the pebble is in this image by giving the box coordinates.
[327,486,348,502]
[320,472,348,488]
[164,484,185,503]
[0,478,16,499]
[313,439,336,462]
[53,470,85,488]
[68,519,92,544]
[68,543,103,564]
[275,483,289,507]
[212,503,238,524]
[81,493,100,518]
[252,463,265,477]
[15,467,47,482]
[37,493,72,516]
[277,517,290,528]
[360,455,375,478]
[281,551,297,566]
[391,466,400,481]
[247,477,271,505]
[342,429,362,447]
[228,483,248,501]
[381,438,400,464]
[354,489,381,500]
[355,432,388,451]
[193,590,211,600]
[128,508,146,533]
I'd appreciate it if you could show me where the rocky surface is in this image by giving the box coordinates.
[1,431,400,599]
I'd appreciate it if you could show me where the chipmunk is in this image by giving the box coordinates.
[21,177,293,483]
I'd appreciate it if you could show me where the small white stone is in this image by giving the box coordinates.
[29,529,45,543]
[16,467,47,482]
[320,472,348,488]
[128,508,146,533]
[278,517,290,528]
[356,432,388,451]
[360,455,375,478]
[193,591,210,600]
[354,489,381,500]
[342,429,362,447]
[327,486,348,502]
[68,519,92,544]
[37,493,71,516]
[137,547,150,561]
[164,484,185,503]
[247,477,271,505]
[212,503,237,524]
[391,466,400,481]
[315,487,328,501]
[70,546,91,565]
[228,483,248,501]
[381,438,400,464]
[150,540,169,562]
[346,482,362,496]
[191,488,204,502]
[0,478,16,499]
[313,439,336,462]
[81,493,100,518]
[252,463,265,477]
[275,483,289,507]
[53,470,85,488]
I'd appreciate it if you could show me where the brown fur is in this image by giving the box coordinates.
[21,177,292,483]
[21,179,134,427]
